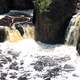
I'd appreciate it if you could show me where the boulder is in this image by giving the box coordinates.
[76,34,80,55]
[34,0,77,44]
[15,23,24,36]
[0,16,12,27]
[76,42,80,55]
[0,15,32,27]
[76,0,80,12]
[0,26,7,42]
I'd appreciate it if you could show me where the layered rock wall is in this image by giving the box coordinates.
[0,0,34,14]
[34,0,77,44]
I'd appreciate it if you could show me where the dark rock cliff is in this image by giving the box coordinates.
[34,0,77,44]
[0,0,34,14]
[0,0,79,44]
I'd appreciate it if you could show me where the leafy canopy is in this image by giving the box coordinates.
[35,0,52,14]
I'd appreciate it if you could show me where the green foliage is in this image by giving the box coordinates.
[35,0,52,14]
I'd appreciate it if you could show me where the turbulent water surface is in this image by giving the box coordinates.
[0,10,80,80]
[0,39,80,80]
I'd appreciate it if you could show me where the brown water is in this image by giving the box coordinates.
[5,24,36,42]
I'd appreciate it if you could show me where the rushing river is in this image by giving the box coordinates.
[0,39,80,80]
[0,10,80,80]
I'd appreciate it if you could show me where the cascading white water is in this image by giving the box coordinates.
[0,10,36,43]
[0,39,80,80]
[5,23,35,42]
[0,10,80,80]
[65,13,80,46]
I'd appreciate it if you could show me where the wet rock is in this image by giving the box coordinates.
[0,0,9,14]
[0,26,7,42]
[34,0,77,44]
[0,15,32,27]
[76,0,80,12]
[15,23,24,36]
[12,16,32,24]
[0,16,12,27]
[76,34,80,55]
[76,42,80,55]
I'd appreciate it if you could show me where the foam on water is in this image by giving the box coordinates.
[0,39,78,59]
[0,39,80,80]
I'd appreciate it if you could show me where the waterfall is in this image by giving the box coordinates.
[4,23,36,43]
[5,26,23,42]
[0,10,36,43]
[65,13,80,46]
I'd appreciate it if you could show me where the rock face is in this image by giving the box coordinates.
[76,0,80,12]
[0,16,12,27]
[15,24,24,36]
[0,15,32,27]
[0,0,34,14]
[13,0,34,10]
[34,0,77,44]
[0,27,7,42]
[0,0,9,14]
[76,39,80,55]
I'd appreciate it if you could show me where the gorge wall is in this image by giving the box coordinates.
[34,0,77,44]
[0,0,79,44]
[0,0,34,14]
